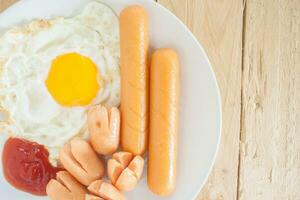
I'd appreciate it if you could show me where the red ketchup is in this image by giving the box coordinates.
[2,137,60,196]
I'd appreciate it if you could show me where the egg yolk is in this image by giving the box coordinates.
[46,53,100,107]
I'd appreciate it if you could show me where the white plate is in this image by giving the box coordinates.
[0,0,222,199]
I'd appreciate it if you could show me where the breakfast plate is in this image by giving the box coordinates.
[0,0,222,199]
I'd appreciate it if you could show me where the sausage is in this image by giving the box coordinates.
[119,5,150,155]
[127,156,144,180]
[47,179,72,200]
[46,171,87,200]
[88,105,120,155]
[147,49,179,196]
[88,180,126,200]
[85,194,104,200]
[107,159,124,185]
[115,168,137,191]
[107,151,144,191]
[59,138,105,186]
[112,151,133,166]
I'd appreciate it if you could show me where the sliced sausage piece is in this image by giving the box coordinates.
[88,105,120,155]
[107,152,145,192]
[46,171,86,200]
[107,159,124,185]
[112,151,133,166]
[88,180,126,200]
[127,156,144,179]
[115,168,138,191]
[85,194,104,200]
[59,138,105,186]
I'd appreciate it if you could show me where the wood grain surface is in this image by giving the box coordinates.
[239,0,300,199]
[0,0,15,12]
[0,0,299,199]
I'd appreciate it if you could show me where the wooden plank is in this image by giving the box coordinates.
[0,0,17,12]
[157,0,244,199]
[239,0,300,199]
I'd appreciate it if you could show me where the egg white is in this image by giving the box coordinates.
[0,1,120,164]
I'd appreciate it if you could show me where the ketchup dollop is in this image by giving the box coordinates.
[2,137,60,196]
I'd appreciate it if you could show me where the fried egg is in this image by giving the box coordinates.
[0,1,120,164]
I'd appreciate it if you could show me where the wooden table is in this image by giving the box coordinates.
[1,0,299,199]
